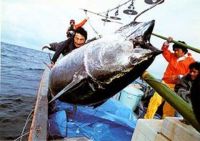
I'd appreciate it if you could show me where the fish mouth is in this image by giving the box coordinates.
[131,36,161,55]
[145,49,162,57]
[137,41,162,55]
[129,49,161,65]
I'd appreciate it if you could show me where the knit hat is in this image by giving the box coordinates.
[172,41,188,54]
[75,27,87,40]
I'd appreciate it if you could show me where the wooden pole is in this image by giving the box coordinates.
[152,33,200,54]
[141,71,200,132]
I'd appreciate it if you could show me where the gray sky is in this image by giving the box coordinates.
[1,0,200,77]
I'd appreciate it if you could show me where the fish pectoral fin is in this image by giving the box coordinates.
[49,78,82,104]
[49,70,88,103]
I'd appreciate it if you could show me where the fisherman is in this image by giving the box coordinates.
[144,37,195,119]
[42,17,89,51]
[191,67,200,124]
[66,17,89,38]
[48,27,87,68]
[175,62,200,105]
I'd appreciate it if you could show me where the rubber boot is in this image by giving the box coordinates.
[144,92,163,119]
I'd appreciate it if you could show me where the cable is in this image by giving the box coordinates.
[19,109,34,141]
[83,10,101,38]
[99,0,132,15]
[14,132,30,141]
[81,0,132,21]
[133,0,164,22]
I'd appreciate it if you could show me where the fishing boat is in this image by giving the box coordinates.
[28,68,143,141]
[28,67,200,141]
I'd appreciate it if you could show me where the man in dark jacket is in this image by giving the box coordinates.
[47,27,87,68]
[175,62,200,105]
[191,71,200,124]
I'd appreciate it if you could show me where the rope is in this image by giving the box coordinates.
[19,109,34,141]
[83,10,101,38]
[13,132,30,141]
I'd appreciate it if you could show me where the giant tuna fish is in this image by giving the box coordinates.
[49,20,161,106]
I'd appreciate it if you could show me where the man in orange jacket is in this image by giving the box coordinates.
[66,17,89,38]
[144,37,195,119]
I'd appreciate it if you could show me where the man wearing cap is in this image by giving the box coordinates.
[144,37,195,119]
[48,27,87,68]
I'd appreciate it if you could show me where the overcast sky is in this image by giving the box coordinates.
[1,0,200,77]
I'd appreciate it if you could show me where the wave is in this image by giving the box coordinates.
[0,42,50,140]
[27,68,45,71]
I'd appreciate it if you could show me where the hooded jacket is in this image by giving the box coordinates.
[161,43,195,84]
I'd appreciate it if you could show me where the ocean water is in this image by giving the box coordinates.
[0,42,50,140]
